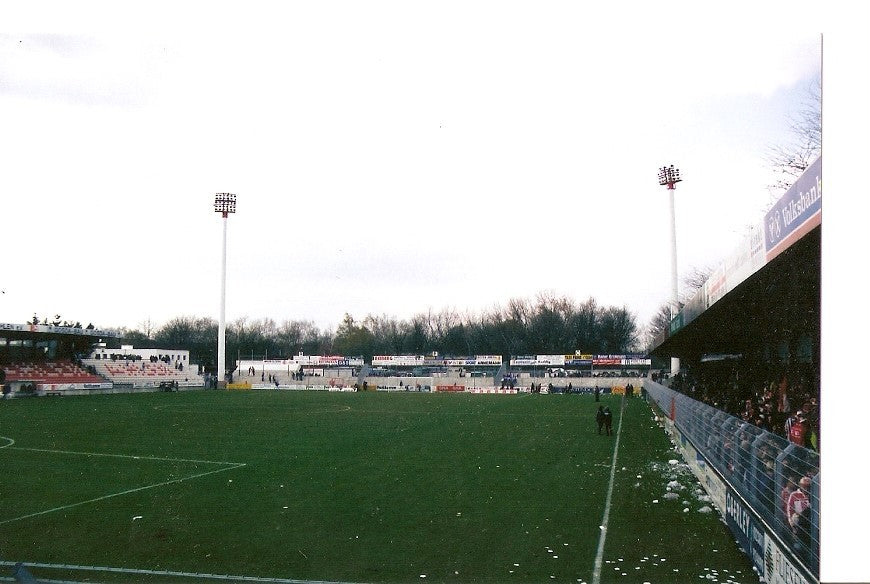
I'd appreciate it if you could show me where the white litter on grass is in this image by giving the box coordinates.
[132,516,143,521]
[419,575,426,579]
[652,499,659,503]
[514,563,520,567]
[553,555,559,559]
[683,507,690,512]
[283,506,288,509]
[667,480,682,490]
[698,506,714,513]
[663,492,679,500]
[668,459,679,465]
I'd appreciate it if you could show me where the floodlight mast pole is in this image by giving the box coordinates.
[214,193,237,388]
[658,165,681,376]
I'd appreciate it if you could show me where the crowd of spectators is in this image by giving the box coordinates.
[669,362,820,451]
[655,362,819,572]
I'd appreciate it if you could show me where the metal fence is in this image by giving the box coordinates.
[644,380,819,578]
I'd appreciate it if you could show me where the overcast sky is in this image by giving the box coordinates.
[1,3,823,334]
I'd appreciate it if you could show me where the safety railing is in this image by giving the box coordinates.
[644,380,819,578]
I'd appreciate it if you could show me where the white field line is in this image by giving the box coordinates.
[591,397,625,584]
[6,445,245,466]
[0,439,246,526]
[0,561,355,584]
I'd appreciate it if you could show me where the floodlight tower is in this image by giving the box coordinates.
[214,192,237,387]
[658,165,681,376]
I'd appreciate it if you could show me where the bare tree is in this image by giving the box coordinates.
[681,265,714,304]
[139,317,155,339]
[766,77,821,200]
[644,264,713,350]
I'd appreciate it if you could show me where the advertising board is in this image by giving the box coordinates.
[371,355,424,367]
[667,421,727,512]
[764,156,821,262]
[763,531,814,584]
[726,488,766,575]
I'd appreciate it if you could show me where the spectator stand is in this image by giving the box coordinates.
[84,345,204,389]
[2,360,111,396]
[507,354,651,393]
[645,379,819,583]
[368,354,502,392]
[1,321,120,396]
[236,354,362,390]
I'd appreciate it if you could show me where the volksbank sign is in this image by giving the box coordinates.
[764,156,821,260]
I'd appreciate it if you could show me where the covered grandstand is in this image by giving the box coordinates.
[0,322,117,395]
[0,323,206,395]
[647,157,821,583]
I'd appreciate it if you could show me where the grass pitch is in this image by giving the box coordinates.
[0,390,757,583]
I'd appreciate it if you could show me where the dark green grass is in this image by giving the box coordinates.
[602,397,758,583]
[0,391,756,583]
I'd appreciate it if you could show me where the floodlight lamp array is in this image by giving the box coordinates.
[214,193,237,216]
[658,165,681,186]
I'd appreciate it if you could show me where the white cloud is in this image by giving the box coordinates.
[0,5,822,333]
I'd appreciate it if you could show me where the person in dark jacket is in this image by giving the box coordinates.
[596,405,605,434]
[603,406,613,436]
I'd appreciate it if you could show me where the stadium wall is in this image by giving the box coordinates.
[643,379,818,584]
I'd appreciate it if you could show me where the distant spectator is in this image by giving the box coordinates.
[602,407,613,436]
[781,476,798,528]
[784,410,799,437]
[755,459,776,513]
[787,476,812,549]
[788,412,808,447]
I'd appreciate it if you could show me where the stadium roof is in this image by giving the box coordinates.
[651,157,821,362]
[0,322,119,341]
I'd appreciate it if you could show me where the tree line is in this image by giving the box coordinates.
[113,293,641,372]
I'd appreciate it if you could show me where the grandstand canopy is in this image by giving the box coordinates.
[0,322,119,363]
[651,157,821,369]
[652,225,820,364]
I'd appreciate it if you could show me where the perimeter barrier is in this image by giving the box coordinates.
[643,379,819,584]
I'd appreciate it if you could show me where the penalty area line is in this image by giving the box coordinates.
[0,561,357,584]
[6,445,245,466]
[591,395,626,584]
[0,462,245,526]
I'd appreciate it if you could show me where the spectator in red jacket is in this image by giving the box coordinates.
[787,476,812,551]
[788,412,808,447]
